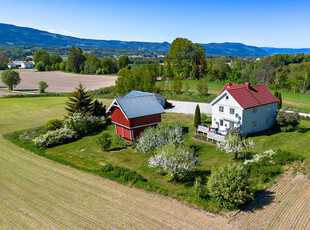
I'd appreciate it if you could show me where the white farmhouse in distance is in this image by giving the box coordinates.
[8,61,35,69]
[210,82,279,135]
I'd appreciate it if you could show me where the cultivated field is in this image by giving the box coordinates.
[0,69,117,93]
[232,171,310,230]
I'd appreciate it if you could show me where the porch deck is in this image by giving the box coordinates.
[197,125,226,142]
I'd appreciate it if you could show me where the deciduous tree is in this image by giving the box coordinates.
[1,69,21,90]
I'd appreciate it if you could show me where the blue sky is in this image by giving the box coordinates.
[1,0,309,48]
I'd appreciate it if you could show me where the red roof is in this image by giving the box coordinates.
[219,82,279,109]
[23,62,33,65]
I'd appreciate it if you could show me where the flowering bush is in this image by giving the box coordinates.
[63,113,106,135]
[207,163,254,210]
[244,150,276,164]
[149,144,201,181]
[33,128,78,147]
[136,125,184,153]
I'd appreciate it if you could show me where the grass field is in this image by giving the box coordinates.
[1,96,310,229]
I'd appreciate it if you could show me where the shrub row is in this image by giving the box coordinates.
[100,164,146,184]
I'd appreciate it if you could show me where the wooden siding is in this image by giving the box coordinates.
[111,107,130,127]
[130,114,161,127]
[133,124,158,139]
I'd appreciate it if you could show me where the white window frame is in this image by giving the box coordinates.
[220,119,223,126]
[230,108,235,115]
[219,106,224,112]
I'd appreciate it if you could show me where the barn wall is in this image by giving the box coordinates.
[133,124,158,139]
[130,114,161,127]
[111,107,130,127]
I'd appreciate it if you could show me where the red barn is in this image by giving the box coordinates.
[107,95,166,142]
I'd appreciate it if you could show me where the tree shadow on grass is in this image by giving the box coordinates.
[179,169,211,187]
[241,190,275,212]
[296,127,310,133]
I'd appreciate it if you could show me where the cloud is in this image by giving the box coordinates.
[47,29,57,33]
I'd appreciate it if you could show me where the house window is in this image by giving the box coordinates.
[220,119,223,126]
[226,96,229,100]
[219,106,224,112]
[253,107,257,113]
[252,120,257,127]
[230,108,235,114]
[266,117,270,124]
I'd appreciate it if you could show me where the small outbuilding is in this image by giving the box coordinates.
[122,90,166,108]
[107,95,166,142]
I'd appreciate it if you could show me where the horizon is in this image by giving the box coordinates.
[1,0,310,48]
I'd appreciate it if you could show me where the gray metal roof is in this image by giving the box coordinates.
[122,90,166,100]
[110,95,165,119]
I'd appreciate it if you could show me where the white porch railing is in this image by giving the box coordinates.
[197,125,226,142]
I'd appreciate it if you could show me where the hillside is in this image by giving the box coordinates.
[1,23,310,57]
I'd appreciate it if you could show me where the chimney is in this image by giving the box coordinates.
[228,82,232,87]
[245,82,250,89]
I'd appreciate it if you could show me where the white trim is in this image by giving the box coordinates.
[112,121,161,129]
[106,99,130,120]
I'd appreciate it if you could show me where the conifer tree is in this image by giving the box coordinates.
[66,83,93,115]
[92,99,106,117]
[278,92,282,109]
[194,104,201,129]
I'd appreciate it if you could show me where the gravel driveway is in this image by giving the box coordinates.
[166,100,212,114]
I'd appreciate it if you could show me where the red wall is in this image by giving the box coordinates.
[111,107,130,127]
[123,128,131,140]
[133,124,158,139]
[130,114,161,127]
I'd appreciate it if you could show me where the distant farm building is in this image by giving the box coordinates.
[122,90,166,108]
[107,95,165,142]
[8,61,34,69]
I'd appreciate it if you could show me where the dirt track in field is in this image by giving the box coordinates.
[0,69,117,93]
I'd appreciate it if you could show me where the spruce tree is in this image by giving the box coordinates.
[194,104,201,129]
[92,99,106,117]
[66,83,94,115]
[278,92,282,109]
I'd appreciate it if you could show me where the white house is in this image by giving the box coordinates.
[21,61,34,69]
[210,82,279,136]
[7,61,35,69]
[7,62,17,69]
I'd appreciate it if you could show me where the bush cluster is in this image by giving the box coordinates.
[33,128,78,147]
[276,110,299,132]
[45,119,63,131]
[111,134,128,149]
[101,164,146,184]
[33,113,106,147]
[136,125,184,153]
[244,149,304,183]
[63,113,106,136]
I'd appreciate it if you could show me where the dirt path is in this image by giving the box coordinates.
[0,69,117,93]
[232,172,310,230]
[0,136,232,230]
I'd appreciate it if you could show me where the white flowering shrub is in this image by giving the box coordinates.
[33,128,78,147]
[63,113,106,135]
[244,150,276,164]
[136,125,184,153]
[149,144,201,181]
[217,131,254,160]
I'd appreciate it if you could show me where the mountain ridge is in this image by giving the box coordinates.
[1,23,309,57]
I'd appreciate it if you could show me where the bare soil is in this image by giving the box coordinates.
[0,69,117,93]
[231,171,310,230]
